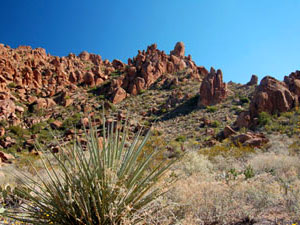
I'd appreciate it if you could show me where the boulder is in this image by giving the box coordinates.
[250,76,294,117]
[0,151,14,164]
[112,59,125,71]
[50,120,63,129]
[111,87,127,104]
[235,111,251,128]
[83,72,95,86]
[284,70,300,103]
[232,132,268,148]
[223,125,237,138]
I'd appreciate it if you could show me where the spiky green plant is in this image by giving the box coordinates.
[2,117,176,224]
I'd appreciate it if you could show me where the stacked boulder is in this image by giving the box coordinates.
[236,71,300,128]
[198,67,227,106]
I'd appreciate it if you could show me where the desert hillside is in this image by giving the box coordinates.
[1,42,300,224]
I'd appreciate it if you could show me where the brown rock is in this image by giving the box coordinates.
[170,42,185,58]
[232,132,268,148]
[198,67,227,106]
[64,98,73,107]
[223,125,237,138]
[79,51,90,61]
[111,87,127,104]
[112,59,125,71]
[81,117,89,128]
[284,70,300,104]
[0,127,5,137]
[235,111,251,128]
[246,75,258,86]
[0,151,14,163]
[83,72,95,86]
[250,76,294,117]
[50,120,62,129]
[126,66,137,76]
[0,98,15,118]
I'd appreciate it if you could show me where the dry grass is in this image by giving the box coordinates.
[143,142,300,224]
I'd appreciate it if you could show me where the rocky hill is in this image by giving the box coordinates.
[1,42,300,224]
[1,41,300,161]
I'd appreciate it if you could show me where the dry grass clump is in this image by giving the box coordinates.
[248,152,300,175]
[145,148,300,224]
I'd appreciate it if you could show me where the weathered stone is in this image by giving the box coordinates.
[250,76,294,117]
[111,87,127,104]
[198,67,227,106]
[235,111,251,128]
[246,75,258,86]
[170,42,185,58]
[50,120,62,129]
[223,125,237,138]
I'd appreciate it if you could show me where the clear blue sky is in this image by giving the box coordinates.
[1,0,300,84]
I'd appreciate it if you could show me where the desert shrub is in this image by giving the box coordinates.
[243,165,255,180]
[175,135,186,143]
[200,143,255,159]
[178,152,213,177]
[258,111,272,127]
[30,122,47,134]
[206,105,218,113]
[8,125,29,137]
[230,106,244,114]
[249,153,300,176]
[239,97,250,104]
[1,118,176,224]
[62,112,82,129]
[0,120,7,127]
[211,120,220,128]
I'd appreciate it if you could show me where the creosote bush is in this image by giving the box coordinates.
[1,116,176,225]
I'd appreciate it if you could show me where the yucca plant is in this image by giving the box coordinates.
[1,116,176,224]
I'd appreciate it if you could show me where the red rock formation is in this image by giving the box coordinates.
[235,111,251,129]
[198,67,227,106]
[170,42,185,58]
[284,70,300,104]
[111,87,127,104]
[232,132,269,148]
[102,42,206,102]
[250,76,295,117]
[246,75,258,86]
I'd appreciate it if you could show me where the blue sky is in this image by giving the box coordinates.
[1,0,300,83]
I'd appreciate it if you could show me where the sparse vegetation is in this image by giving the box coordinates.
[1,118,176,224]
[206,105,218,113]
[258,111,272,127]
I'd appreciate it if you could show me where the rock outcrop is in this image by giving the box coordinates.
[232,132,269,148]
[246,75,258,86]
[198,67,227,106]
[284,70,300,104]
[102,42,206,101]
[170,42,185,58]
[250,76,295,118]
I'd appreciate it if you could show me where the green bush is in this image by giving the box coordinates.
[62,113,82,129]
[211,120,220,128]
[206,105,218,113]
[239,97,250,104]
[2,117,176,224]
[175,135,187,143]
[258,111,272,127]
[206,106,218,112]
[8,125,29,137]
